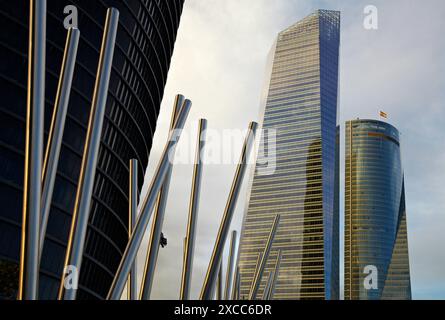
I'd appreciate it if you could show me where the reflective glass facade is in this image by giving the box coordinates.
[237,10,340,300]
[345,119,411,300]
[0,0,184,299]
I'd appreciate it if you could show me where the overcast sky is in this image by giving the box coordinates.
[134,0,445,300]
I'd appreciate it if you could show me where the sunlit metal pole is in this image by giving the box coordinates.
[127,159,138,300]
[216,260,223,300]
[249,214,280,300]
[182,236,187,270]
[180,118,207,300]
[200,122,258,300]
[267,250,282,300]
[231,266,240,300]
[248,252,262,298]
[139,95,184,300]
[224,230,237,300]
[236,271,241,300]
[40,27,80,259]
[262,271,273,300]
[58,8,119,300]
[18,0,46,300]
[107,98,192,300]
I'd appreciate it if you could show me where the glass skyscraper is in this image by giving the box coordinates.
[237,10,340,300]
[0,0,184,299]
[345,119,411,300]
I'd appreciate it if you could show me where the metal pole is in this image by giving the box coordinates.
[139,95,185,300]
[18,0,46,300]
[58,8,119,300]
[200,122,258,300]
[216,260,223,300]
[231,266,240,300]
[127,159,138,300]
[262,271,273,300]
[224,230,237,300]
[268,250,282,300]
[107,98,192,300]
[182,237,187,271]
[249,214,280,300]
[236,271,241,300]
[40,27,80,259]
[248,252,262,298]
[180,118,207,300]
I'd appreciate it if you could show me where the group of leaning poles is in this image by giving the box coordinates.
[18,0,282,300]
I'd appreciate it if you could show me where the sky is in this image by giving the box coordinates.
[134,0,445,300]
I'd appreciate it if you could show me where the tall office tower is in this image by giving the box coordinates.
[237,10,340,300]
[345,119,411,300]
[0,0,185,299]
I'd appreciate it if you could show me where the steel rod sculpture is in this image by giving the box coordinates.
[236,270,241,300]
[58,8,119,300]
[248,252,263,298]
[140,95,185,300]
[180,118,207,300]
[12,0,263,303]
[128,159,138,300]
[200,122,258,300]
[262,271,273,300]
[182,236,187,272]
[18,0,46,300]
[231,266,240,300]
[248,214,280,300]
[107,97,192,300]
[267,250,282,300]
[216,260,223,300]
[224,230,237,300]
[40,27,80,259]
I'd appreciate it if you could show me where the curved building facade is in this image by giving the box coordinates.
[0,0,184,299]
[345,119,411,300]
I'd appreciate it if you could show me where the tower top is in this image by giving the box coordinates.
[280,9,340,36]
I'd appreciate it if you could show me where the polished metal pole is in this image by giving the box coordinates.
[224,230,237,300]
[249,214,280,300]
[262,271,273,300]
[127,159,138,300]
[248,252,262,298]
[267,250,282,300]
[40,27,80,259]
[231,266,240,300]
[18,0,46,300]
[200,122,258,300]
[58,8,119,300]
[180,118,207,300]
[236,270,241,300]
[216,260,223,300]
[139,95,185,300]
[182,236,187,272]
[107,98,192,300]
